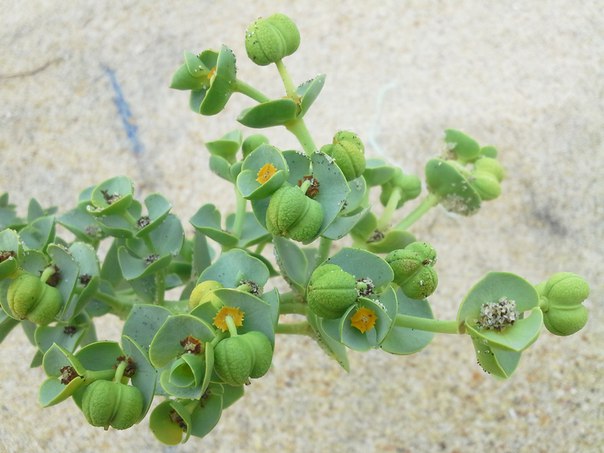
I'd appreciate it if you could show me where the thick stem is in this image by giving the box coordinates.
[232,189,247,239]
[315,237,332,268]
[377,188,402,231]
[93,291,133,320]
[279,301,308,316]
[395,193,440,231]
[395,313,459,334]
[286,119,317,156]
[82,369,116,385]
[155,271,166,306]
[112,360,128,383]
[276,321,313,336]
[233,79,270,103]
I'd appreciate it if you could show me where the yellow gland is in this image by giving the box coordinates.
[350,307,377,333]
[213,307,245,332]
[256,163,278,184]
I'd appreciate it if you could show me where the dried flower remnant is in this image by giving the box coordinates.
[297,175,320,198]
[478,297,519,331]
[59,366,79,385]
[179,336,203,355]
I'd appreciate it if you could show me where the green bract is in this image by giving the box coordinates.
[321,131,366,181]
[386,242,438,300]
[307,264,358,319]
[245,13,300,66]
[236,144,289,200]
[81,380,144,430]
[266,185,324,243]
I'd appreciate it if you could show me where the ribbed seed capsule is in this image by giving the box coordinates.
[239,331,273,378]
[213,336,254,386]
[307,264,358,319]
[386,242,438,300]
[7,273,62,325]
[321,131,366,181]
[81,380,144,430]
[245,13,300,66]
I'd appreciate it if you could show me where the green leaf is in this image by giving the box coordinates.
[160,353,205,399]
[363,158,396,186]
[100,238,124,286]
[312,152,350,234]
[236,144,289,200]
[221,383,244,409]
[123,304,172,354]
[237,98,298,128]
[39,344,87,407]
[47,244,79,321]
[283,150,311,185]
[250,196,270,229]
[466,309,543,352]
[192,46,237,116]
[19,215,55,250]
[118,246,172,280]
[192,231,213,278]
[206,130,242,163]
[212,289,275,344]
[209,155,233,182]
[366,230,416,254]
[122,335,157,421]
[307,312,349,371]
[457,272,540,328]
[150,399,191,445]
[261,289,280,329]
[149,314,215,368]
[425,159,481,216]
[341,176,368,216]
[322,208,369,240]
[27,198,57,222]
[62,242,100,319]
[95,200,142,238]
[199,249,269,289]
[0,229,20,279]
[136,193,172,237]
[381,289,435,355]
[226,213,270,248]
[444,129,481,163]
[190,204,238,248]
[88,176,134,216]
[0,310,19,342]
[296,74,326,117]
[35,314,90,353]
[472,338,521,378]
[273,236,308,293]
[190,384,223,438]
[326,247,394,292]
[149,214,184,256]
[58,203,105,243]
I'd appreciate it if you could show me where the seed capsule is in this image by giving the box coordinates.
[81,380,143,430]
[321,131,366,181]
[245,13,301,66]
[213,336,254,386]
[307,264,358,319]
[7,273,62,325]
[386,242,438,299]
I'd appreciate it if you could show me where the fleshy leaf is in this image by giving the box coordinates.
[190,204,238,248]
[237,98,298,128]
[19,216,55,250]
[311,152,350,234]
[199,249,269,289]
[296,74,326,117]
[307,312,349,371]
[326,247,394,292]
[273,236,308,293]
[123,304,172,353]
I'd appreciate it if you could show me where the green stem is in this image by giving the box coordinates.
[395,193,440,231]
[315,237,332,268]
[276,321,313,336]
[286,119,317,156]
[113,360,128,383]
[40,266,56,284]
[225,315,239,337]
[395,313,459,334]
[82,369,116,385]
[275,60,297,97]
[279,301,308,316]
[279,291,300,304]
[232,189,247,239]
[94,291,133,319]
[155,271,166,306]
[377,188,402,231]
[233,79,270,103]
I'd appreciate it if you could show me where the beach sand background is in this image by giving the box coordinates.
[0,1,602,452]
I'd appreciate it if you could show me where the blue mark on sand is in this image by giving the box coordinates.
[102,65,144,154]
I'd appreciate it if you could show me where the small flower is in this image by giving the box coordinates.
[256,163,278,184]
[350,307,377,333]
[179,335,203,355]
[213,306,245,332]
[477,297,518,331]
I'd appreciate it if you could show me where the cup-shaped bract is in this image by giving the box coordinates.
[236,144,289,200]
[385,242,438,300]
[170,51,213,91]
[307,263,358,319]
[321,131,366,181]
[189,280,224,310]
[245,13,300,66]
[189,46,237,116]
[266,185,324,243]
[81,380,144,430]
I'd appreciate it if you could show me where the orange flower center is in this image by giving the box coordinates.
[213,306,245,332]
[256,163,278,184]
[207,66,217,80]
[350,307,377,333]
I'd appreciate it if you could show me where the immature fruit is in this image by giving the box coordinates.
[266,185,324,243]
[213,336,254,386]
[81,380,144,430]
[386,242,438,300]
[379,168,422,208]
[239,331,273,378]
[189,280,223,310]
[245,13,300,66]
[7,273,62,325]
[307,264,358,319]
[538,273,590,336]
[321,131,366,181]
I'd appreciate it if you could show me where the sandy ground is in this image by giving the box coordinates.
[0,1,603,452]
